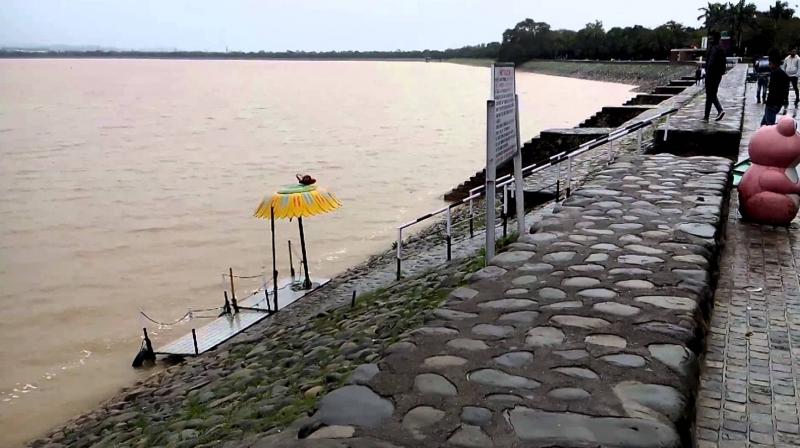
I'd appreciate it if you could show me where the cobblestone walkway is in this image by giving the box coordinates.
[259,154,732,447]
[694,82,800,448]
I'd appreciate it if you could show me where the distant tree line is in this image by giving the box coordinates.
[497,19,701,63]
[5,2,799,63]
[0,44,501,61]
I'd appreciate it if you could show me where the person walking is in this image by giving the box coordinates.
[703,31,726,122]
[762,53,790,126]
[783,48,800,106]
[755,55,771,103]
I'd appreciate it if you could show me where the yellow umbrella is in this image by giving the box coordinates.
[254,177,341,299]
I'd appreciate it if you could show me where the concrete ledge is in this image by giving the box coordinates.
[654,85,688,95]
[653,65,747,160]
[625,93,673,105]
[262,154,733,447]
[581,106,658,128]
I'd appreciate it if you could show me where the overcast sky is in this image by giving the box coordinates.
[0,0,792,51]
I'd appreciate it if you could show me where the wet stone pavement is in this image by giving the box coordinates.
[694,80,800,448]
[258,154,733,448]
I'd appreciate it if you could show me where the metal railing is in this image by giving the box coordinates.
[394,106,679,280]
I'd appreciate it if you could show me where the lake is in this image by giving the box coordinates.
[0,58,635,446]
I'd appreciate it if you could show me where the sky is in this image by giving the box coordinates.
[0,0,793,52]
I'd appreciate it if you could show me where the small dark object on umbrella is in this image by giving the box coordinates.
[296,174,316,185]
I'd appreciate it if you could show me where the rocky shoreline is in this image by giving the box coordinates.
[446,59,694,92]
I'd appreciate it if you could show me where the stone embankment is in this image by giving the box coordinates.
[259,153,733,447]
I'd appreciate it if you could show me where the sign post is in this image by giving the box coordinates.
[485,63,524,263]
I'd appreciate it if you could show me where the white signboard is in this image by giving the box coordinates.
[485,63,524,263]
[491,64,518,166]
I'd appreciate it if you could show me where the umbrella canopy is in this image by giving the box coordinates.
[254,184,341,220]
[253,178,341,295]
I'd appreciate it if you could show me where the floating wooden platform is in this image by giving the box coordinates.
[156,278,329,356]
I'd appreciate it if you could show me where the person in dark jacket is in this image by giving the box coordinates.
[762,53,790,126]
[703,31,727,122]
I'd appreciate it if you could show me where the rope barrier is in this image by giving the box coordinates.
[139,305,224,327]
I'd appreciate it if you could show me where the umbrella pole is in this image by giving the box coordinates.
[271,207,278,312]
[298,217,312,290]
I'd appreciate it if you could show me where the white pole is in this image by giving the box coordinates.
[664,115,670,141]
[485,100,497,263]
[608,139,614,163]
[513,94,525,236]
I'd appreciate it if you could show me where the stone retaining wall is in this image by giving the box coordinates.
[259,153,733,447]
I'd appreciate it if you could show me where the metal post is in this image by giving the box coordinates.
[501,184,508,239]
[351,290,356,308]
[637,127,643,151]
[555,161,561,200]
[191,329,199,355]
[566,157,573,197]
[297,217,312,290]
[396,228,402,280]
[229,267,236,303]
[485,100,497,263]
[446,206,452,261]
[270,207,279,309]
[223,294,231,315]
[288,240,296,279]
[608,140,614,163]
[513,94,526,236]
[468,197,474,238]
[663,115,670,141]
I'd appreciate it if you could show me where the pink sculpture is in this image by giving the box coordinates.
[738,117,800,226]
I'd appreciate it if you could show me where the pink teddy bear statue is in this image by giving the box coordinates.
[738,116,800,226]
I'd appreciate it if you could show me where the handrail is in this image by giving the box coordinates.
[394,106,679,280]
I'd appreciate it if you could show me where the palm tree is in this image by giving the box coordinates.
[729,0,759,50]
[697,2,730,31]
[769,1,795,20]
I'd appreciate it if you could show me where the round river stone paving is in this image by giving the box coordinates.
[541,301,583,310]
[447,338,489,351]
[550,315,610,329]
[472,324,515,339]
[402,406,445,430]
[547,387,591,401]
[415,373,457,396]
[526,327,565,347]
[542,251,578,264]
[585,334,627,349]
[614,279,655,289]
[553,349,589,360]
[577,288,617,299]
[498,311,540,323]
[423,355,468,369]
[562,277,601,288]
[512,275,538,286]
[593,302,641,316]
[539,287,566,300]
[467,368,540,389]
[553,367,599,380]
[478,299,536,311]
[601,353,646,368]
[494,351,535,368]
[317,385,394,428]
[461,407,492,426]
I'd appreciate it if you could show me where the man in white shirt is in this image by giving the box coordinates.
[783,48,800,106]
